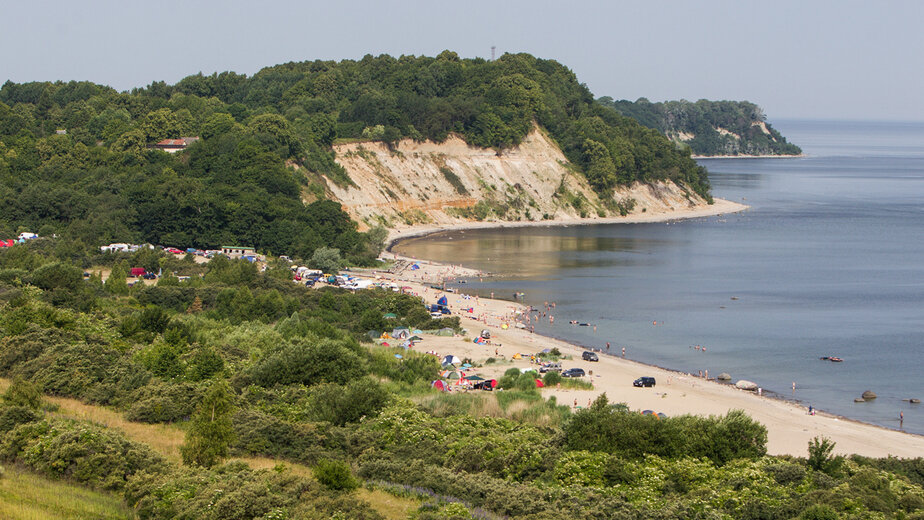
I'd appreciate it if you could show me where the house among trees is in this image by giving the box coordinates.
[221,245,256,258]
[149,136,200,153]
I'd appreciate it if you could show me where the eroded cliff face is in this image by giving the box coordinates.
[321,127,707,231]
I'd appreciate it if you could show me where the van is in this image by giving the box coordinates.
[582,351,599,362]
[539,362,561,373]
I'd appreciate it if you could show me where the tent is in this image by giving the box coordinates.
[432,380,446,391]
[381,342,390,347]
[392,328,410,339]
[512,353,522,360]
[383,313,398,319]
[540,348,552,353]
[437,295,448,306]
[437,328,455,337]
[440,370,462,380]
[441,355,461,367]
[535,379,545,388]
[409,335,423,341]
[411,264,420,270]
[464,375,485,381]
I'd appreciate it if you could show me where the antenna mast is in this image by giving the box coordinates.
[491,46,496,61]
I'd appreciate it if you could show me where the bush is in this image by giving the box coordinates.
[542,371,562,386]
[800,504,838,520]
[307,377,391,426]
[314,459,359,491]
[3,376,42,409]
[125,382,201,423]
[247,338,367,387]
[1,418,166,490]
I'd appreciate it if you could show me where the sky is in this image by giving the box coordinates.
[2,0,923,121]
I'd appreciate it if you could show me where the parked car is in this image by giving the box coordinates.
[633,377,656,387]
[582,351,599,362]
[561,368,585,378]
[539,362,562,373]
[142,273,158,280]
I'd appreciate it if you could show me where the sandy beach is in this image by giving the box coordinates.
[369,198,924,459]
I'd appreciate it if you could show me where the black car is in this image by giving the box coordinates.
[561,368,585,378]
[633,377,656,387]
[582,351,599,362]
[142,273,158,280]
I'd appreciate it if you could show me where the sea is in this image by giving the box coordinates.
[394,119,924,435]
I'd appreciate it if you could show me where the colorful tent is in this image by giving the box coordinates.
[440,370,462,380]
[535,379,545,388]
[383,313,398,319]
[437,295,448,306]
[432,380,446,391]
[441,355,461,367]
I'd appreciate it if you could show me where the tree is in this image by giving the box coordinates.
[105,262,129,295]
[807,436,843,475]
[309,246,341,274]
[180,380,235,467]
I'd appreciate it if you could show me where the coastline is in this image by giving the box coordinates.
[373,198,924,458]
[692,153,806,159]
[386,196,748,251]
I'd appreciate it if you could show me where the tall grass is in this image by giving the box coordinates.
[0,465,135,520]
[417,389,571,427]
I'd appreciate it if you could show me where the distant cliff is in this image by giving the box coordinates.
[598,98,802,157]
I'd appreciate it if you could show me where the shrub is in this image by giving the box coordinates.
[542,371,562,386]
[307,377,391,426]
[3,376,42,409]
[181,381,235,468]
[799,504,838,520]
[314,459,359,491]
[808,437,843,475]
[1,418,166,490]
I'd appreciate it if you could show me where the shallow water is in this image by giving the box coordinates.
[395,119,924,435]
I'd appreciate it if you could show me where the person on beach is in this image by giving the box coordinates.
[808,405,813,415]
[622,347,626,358]
[606,342,610,351]
[573,398,578,408]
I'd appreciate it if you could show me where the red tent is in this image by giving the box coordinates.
[535,379,545,388]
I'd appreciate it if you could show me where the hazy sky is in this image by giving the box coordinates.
[3,0,922,121]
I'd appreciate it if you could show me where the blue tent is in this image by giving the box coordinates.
[411,264,420,270]
[437,295,448,306]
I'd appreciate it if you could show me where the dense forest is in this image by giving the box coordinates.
[0,52,711,261]
[0,241,923,519]
[599,97,802,156]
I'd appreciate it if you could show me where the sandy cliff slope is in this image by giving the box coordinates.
[322,127,713,232]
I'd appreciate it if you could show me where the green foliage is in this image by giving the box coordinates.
[0,418,167,490]
[180,381,235,468]
[306,377,391,426]
[3,376,42,410]
[563,394,767,465]
[313,459,359,491]
[247,338,367,388]
[309,246,341,274]
[808,436,843,476]
[599,97,802,156]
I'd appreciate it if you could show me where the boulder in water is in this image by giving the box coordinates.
[735,380,758,391]
[854,397,866,403]
[717,373,732,381]
[861,390,877,400]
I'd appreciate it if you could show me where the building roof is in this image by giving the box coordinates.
[222,246,255,250]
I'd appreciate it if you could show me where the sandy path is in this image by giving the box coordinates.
[364,200,924,459]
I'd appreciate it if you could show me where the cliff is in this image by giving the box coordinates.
[319,127,713,232]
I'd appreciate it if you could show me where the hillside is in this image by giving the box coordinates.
[324,126,710,230]
[599,97,802,157]
[0,52,713,260]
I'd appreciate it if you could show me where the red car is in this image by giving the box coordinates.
[166,248,183,254]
